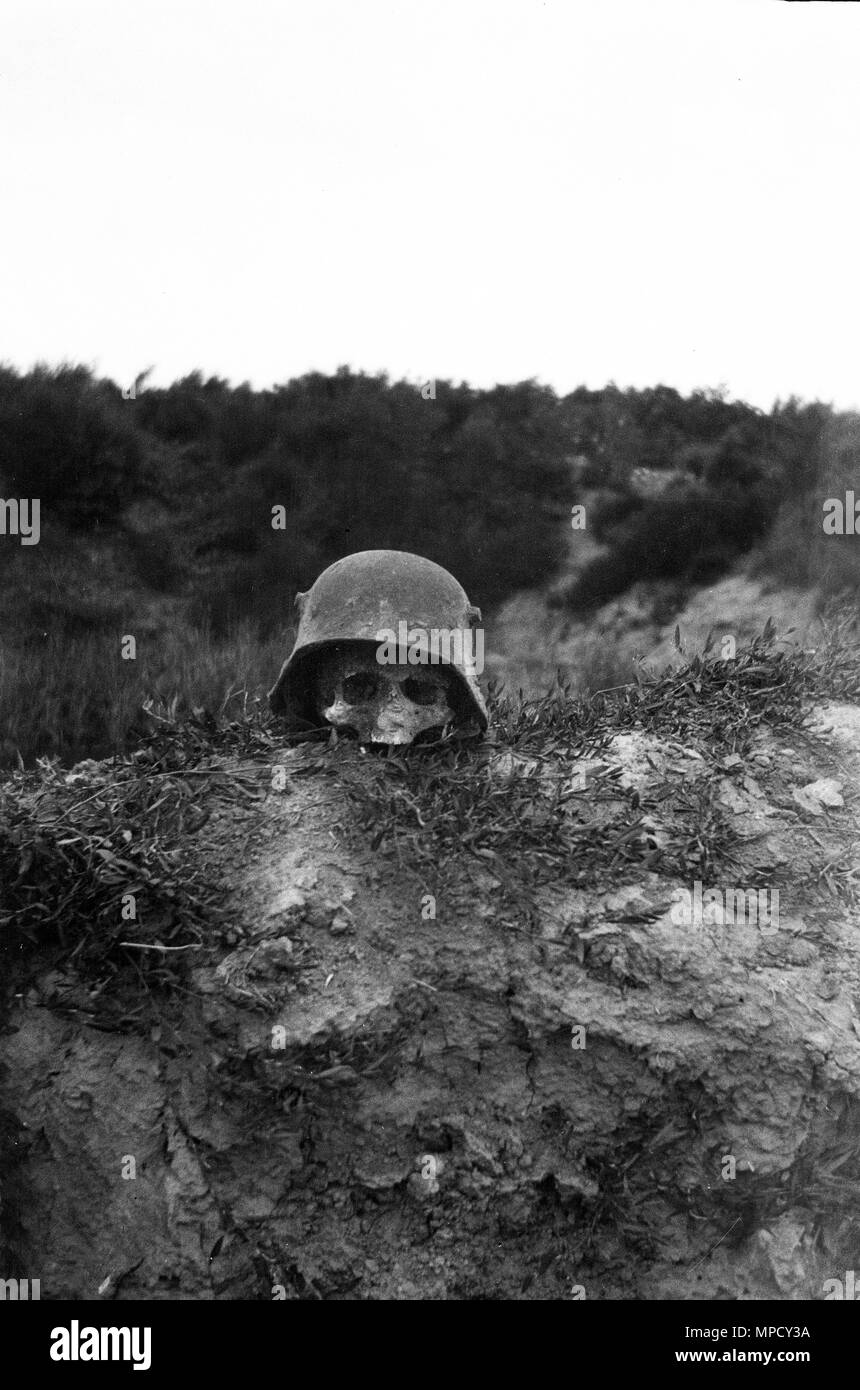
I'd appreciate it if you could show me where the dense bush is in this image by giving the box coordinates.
[559,383,768,484]
[0,364,142,527]
[186,372,572,622]
[569,487,771,608]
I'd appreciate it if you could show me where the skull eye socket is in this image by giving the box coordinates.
[401,676,446,707]
[342,671,379,703]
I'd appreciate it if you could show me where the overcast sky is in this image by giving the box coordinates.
[2,0,858,411]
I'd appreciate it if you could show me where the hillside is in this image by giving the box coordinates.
[3,365,858,768]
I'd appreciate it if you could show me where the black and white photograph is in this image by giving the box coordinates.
[1,0,859,1355]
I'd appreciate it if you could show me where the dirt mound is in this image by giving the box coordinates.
[2,665,860,1300]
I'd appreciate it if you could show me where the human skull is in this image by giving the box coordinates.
[312,644,458,745]
[268,551,488,738]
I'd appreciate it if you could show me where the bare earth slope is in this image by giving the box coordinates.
[486,569,821,697]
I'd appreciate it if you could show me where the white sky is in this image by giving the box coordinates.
[1,0,858,411]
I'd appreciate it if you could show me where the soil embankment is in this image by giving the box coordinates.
[2,665,860,1299]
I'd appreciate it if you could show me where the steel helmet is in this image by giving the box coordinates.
[268,549,488,732]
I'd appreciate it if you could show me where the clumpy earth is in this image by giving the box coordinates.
[2,682,860,1300]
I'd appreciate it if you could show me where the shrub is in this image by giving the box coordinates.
[567,488,770,610]
[0,364,141,527]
